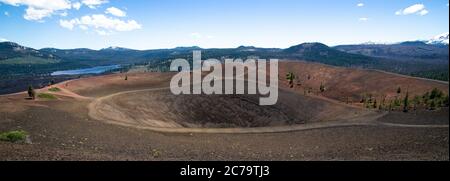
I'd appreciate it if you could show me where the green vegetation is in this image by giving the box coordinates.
[0,130,28,143]
[286,72,295,88]
[0,56,60,65]
[380,88,449,112]
[37,93,57,100]
[48,87,61,92]
[410,70,449,82]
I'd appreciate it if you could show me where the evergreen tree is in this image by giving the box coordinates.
[286,72,295,88]
[319,82,325,92]
[397,87,401,94]
[27,85,35,100]
[403,91,409,112]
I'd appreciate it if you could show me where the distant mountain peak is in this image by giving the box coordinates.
[173,46,202,50]
[101,46,132,51]
[237,45,256,49]
[285,42,329,52]
[427,32,449,45]
[359,41,394,45]
[399,41,428,46]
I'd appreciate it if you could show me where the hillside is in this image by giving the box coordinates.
[279,61,448,104]
[335,42,449,81]
[283,43,375,67]
[0,42,58,61]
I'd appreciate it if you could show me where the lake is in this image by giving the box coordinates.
[51,65,121,76]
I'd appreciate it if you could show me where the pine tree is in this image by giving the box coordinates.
[319,82,325,92]
[403,91,409,112]
[286,72,295,88]
[429,100,436,110]
[27,85,35,100]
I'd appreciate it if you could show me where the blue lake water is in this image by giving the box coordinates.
[51,65,121,76]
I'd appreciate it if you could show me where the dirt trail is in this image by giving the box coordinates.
[47,84,93,100]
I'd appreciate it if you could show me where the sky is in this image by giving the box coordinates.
[0,0,449,50]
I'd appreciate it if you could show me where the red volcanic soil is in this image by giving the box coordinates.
[278,61,449,104]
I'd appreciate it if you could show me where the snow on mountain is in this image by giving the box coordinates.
[427,32,449,45]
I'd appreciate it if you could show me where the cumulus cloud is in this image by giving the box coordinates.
[82,0,108,9]
[357,3,364,7]
[105,7,126,17]
[95,29,111,36]
[72,2,81,10]
[60,14,141,35]
[395,4,429,16]
[24,7,53,21]
[60,11,68,17]
[0,0,72,21]
[418,9,428,16]
[59,19,77,30]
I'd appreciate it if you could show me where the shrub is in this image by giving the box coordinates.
[27,85,35,99]
[0,130,28,142]
[38,93,57,100]
[48,87,61,92]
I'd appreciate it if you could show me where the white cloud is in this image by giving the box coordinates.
[105,7,126,17]
[60,11,68,16]
[357,3,364,7]
[4,11,9,16]
[95,29,112,36]
[395,4,429,16]
[72,2,81,10]
[24,7,53,21]
[358,17,369,21]
[0,0,72,10]
[0,0,72,21]
[81,0,108,9]
[419,9,428,16]
[60,14,142,35]
[59,19,77,30]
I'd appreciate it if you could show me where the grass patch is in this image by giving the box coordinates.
[48,87,61,92]
[0,130,28,142]
[38,93,57,100]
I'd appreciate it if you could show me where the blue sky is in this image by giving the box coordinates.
[0,0,448,50]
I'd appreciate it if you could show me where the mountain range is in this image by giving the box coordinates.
[0,33,448,82]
